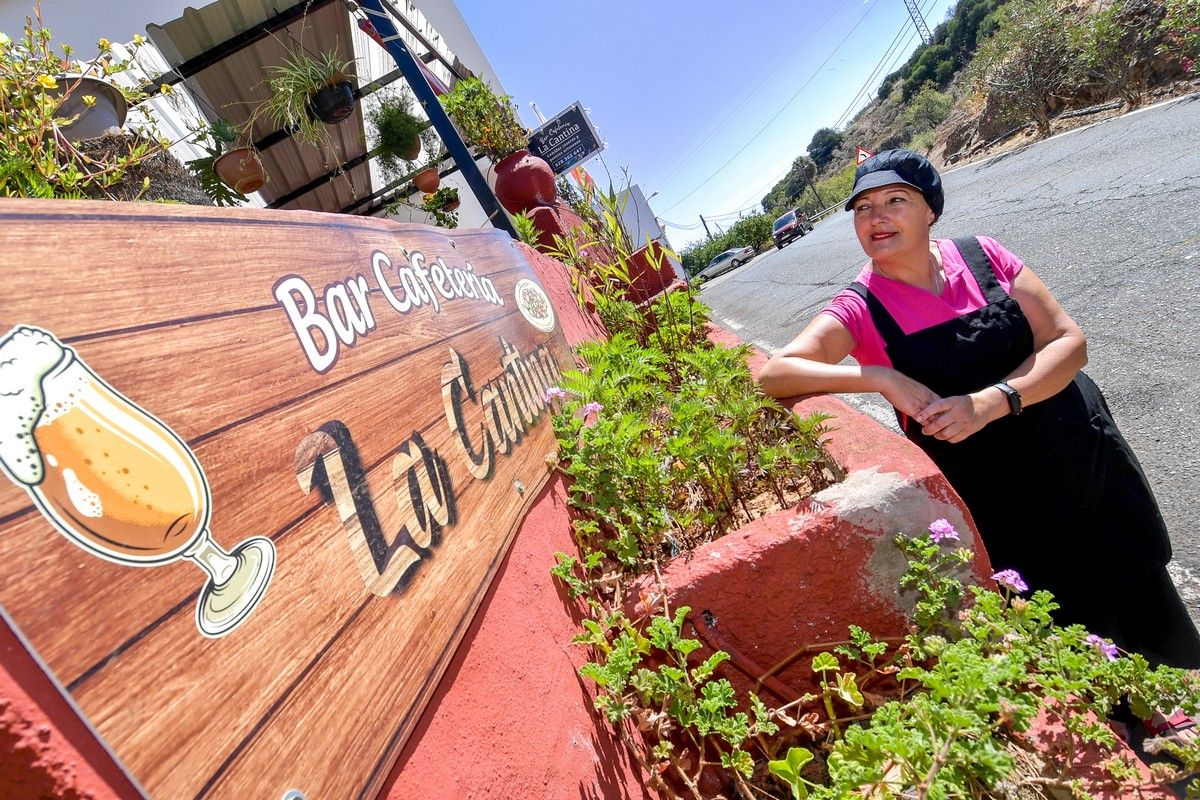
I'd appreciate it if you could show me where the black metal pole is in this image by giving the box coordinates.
[355,0,517,238]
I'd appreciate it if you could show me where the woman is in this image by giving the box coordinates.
[759,149,1200,675]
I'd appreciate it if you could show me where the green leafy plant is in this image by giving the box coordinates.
[0,11,167,198]
[367,90,437,180]
[1161,0,1200,74]
[966,0,1078,137]
[1071,0,1169,109]
[439,76,528,161]
[559,518,1200,799]
[185,118,251,206]
[512,209,541,246]
[574,603,779,798]
[420,185,459,228]
[256,47,354,149]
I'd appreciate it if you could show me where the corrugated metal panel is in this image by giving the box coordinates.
[146,0,423,213]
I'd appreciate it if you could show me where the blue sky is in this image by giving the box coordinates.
[455,0,958,251]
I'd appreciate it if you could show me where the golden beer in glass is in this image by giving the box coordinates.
[0,326,275,638]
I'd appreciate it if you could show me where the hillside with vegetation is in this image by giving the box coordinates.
[679,0,1199,275]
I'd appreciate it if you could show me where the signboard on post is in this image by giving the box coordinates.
[0,199,574,800]
[527,101,604,175]
[855,146,875,165]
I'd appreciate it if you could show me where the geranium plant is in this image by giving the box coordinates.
[439,76,528,161]
[556,520,1200,799]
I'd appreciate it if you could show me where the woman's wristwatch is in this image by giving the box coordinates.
[992,381,1022,416]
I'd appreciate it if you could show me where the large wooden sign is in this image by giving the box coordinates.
[0,199,574,799]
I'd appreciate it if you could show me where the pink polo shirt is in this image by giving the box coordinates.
[822,236,1025,369]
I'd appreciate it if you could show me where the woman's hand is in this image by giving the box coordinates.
[868,366,941,419]
[914,390,1008,443]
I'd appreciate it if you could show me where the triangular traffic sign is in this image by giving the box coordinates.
[855,146,874,165]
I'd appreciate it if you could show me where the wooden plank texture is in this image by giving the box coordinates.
[0,198,575,799]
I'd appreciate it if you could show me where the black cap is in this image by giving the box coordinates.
[844,149,944,218]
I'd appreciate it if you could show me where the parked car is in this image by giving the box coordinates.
[773,208,814,248]
[695,245,756,282]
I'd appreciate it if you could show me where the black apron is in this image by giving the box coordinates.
[845,237,1171,591]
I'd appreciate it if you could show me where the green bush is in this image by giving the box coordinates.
[905,82,954,132]
[1162,0,1200,73]
[967,0,1078,137]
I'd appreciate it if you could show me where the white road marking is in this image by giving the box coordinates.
[721,317,744,331]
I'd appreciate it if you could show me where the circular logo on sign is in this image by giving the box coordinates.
[514,278,556,332]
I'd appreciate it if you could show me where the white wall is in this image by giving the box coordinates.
[620,184,684,279]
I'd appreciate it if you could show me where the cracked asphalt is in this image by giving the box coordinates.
[697,93,1200,622]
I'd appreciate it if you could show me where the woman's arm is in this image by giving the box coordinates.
[759,313,941,418]
[915,265,1087,442]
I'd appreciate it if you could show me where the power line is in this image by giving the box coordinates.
[833,0,939,130]
[641,4,842,193]
[659,0,882,215]
[833,11,918,129]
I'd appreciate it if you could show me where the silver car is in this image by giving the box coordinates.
[695,245,755,282]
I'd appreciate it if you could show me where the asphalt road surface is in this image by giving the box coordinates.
[697,93,1200,621]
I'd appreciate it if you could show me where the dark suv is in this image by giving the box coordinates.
[773,209,814,249]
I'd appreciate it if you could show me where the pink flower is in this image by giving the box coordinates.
[544,386,568,402]
[928,518,959,543]
[1085,634,1120,661]
[582,401,603,416]
[991,569,1029,594]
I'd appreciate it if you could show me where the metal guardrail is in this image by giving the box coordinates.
[810,202,843,224]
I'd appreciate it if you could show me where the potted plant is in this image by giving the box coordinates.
[0,14,171,199]
[421,186,459,228]
[440,77,555,213]
[187,119,266,204]
[411,160,441,193]
[366,90,437,181]
[48,73,127,142]
[258,49,356,148]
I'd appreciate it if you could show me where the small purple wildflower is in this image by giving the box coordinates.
[1085,634,1120,662]
[991,569,1029,594]
[928,518,959,543]
[544,386,568,402]
[582,401,604,416]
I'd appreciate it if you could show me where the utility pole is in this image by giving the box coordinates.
[700,214,712,239]
[903,0,933,46]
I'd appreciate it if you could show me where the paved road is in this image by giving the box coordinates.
[698,93,1200,618]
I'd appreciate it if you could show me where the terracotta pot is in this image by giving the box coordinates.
[412,167,440,193]
[402,133,422,161]
[306,80,355,125]
[212,148,266,194]
[493,149,556,214]
[444,197,460,212]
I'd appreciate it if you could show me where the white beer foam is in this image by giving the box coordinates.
[0,326,67,485]
[62,468,103,518]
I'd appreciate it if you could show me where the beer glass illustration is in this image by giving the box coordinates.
[0,325,274,638]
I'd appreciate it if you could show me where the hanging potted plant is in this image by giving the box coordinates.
[258,49,356,148]
[412,163,441,193]
[367,90,437,180]
[440,77,556,214]
[187,118,266,204]
[421,186,460,228]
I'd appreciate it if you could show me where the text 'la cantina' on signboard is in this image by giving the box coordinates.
[0,198,576,800]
